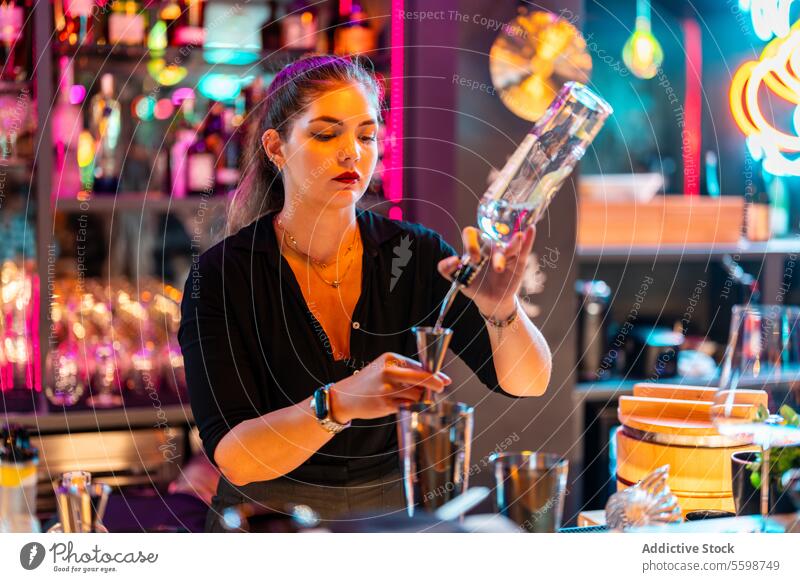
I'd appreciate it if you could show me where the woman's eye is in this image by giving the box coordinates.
[313,133,336,141]
[360,135,377,142]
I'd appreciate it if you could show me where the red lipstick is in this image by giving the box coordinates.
[333,171,360,183]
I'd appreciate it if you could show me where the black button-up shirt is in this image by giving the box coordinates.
[178,207,517,485]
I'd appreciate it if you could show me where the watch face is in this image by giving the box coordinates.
[313,387,329,420]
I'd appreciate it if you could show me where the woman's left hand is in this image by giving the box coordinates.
[437,225,536,320]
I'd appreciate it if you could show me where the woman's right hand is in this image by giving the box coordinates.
[329,352,451,423]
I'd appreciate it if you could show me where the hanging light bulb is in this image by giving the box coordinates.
[622,0,664,79]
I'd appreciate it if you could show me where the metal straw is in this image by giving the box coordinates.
[78,488,92,533]
[90,483,111,530]
[55,485,78,533]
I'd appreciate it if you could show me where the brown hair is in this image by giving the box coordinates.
[227,54,385,234]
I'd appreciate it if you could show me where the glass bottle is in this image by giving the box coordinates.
[45,300,87,407]
[174,0,205,46]
[441,82,612,327]
[158,0,181,46]
[169,96,197,199]
[334,3,375,56]
[0,0,29,81]
[88,73,121,195]
[215,105,241,197]
[186,109,214,196]
[52,56,83,198]
[0,425,40,533]
[108,0,146,46]
[60,0,97,45]
[281,0,317,50]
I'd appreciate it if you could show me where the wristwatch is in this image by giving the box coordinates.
[310,383,351,434]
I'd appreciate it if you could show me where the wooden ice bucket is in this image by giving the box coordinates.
[615,383,764,515]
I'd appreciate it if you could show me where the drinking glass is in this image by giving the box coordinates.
[489,451,568,532]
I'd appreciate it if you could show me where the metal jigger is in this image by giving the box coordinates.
[411,326,453,403]
[397,328,474,519]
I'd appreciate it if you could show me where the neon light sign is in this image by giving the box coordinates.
[730,23,800,175]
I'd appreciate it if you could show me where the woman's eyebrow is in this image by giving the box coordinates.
[308,116,377,127]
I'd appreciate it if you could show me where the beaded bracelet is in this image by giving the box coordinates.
[479,298,520,328]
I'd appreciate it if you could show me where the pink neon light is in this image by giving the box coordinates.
[339,0,352,17]
[31,272,41,392]
[386,0,404,218]
[683,18,702,197]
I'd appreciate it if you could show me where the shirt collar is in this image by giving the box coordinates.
[230,207,403,265]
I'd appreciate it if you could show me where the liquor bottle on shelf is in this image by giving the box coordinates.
[281,0,318,50]
[261,0,284,52]
[768,173,790,237]
[334,3,375,57]
[158,0,181,45]
[0,425,40,532]
[45,301,87,408]
[107,0,147,46]
[0,0,27,80]
[174,0,205,46]
[203,100,224,157]
[88,73,121,194]
[215,106,241,197]
[52,56,83,197]
[746,160,770,242]
[186,110,215,196]
[0,262,35,395]
[169,96,197,199]
[58,0,101,46]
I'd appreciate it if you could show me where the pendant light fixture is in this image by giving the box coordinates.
[622,0,664,79]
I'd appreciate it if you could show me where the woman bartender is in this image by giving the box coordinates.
[178,55,552,530]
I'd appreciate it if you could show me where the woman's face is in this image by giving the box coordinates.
[266,82,380,212]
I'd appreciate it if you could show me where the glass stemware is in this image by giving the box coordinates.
[712,304,800,531]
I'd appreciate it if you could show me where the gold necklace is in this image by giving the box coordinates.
[275,216,360,288]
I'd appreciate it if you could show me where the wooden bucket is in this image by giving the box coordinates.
[615,383,763,515]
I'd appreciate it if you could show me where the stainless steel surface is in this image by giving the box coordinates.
[397,401,474,517]
[490,451,569,532]
[434,486,490,522]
